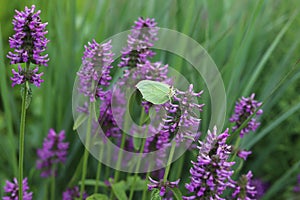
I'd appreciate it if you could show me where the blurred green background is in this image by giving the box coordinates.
[0,0,300,199]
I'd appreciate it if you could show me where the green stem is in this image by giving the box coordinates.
[103,148,111,195]
[142,171,151,200]
[129,128,148,200]
[18,80,28,200]
[94,145,103,193]
[114,133,126,182]
[113,109,131,183]
[80,103,93,199]
[51,170,56,200]
[110,109,131,199]
[67,154,83,187]
[128,107,148,200]
[109,133,126,200]
[230,137,241,162]
[163,142,176,183]
[173,154,185,180]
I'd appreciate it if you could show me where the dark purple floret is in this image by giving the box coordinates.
[230,93,263,137]
[7,5,49,66]
[11,65,44,87]
[3,177,33,200]
[293,175,300,193]
[237,149,252,161]
[232,171,257,200]
[184,127,235,200]
[148,176,180,197]
[118,17,158,68]
[250,178,268,199]
[62,186,87,200]
[36,129,69,177]
[77,39,114,102]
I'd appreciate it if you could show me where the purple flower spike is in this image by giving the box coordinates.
[148,176,180,197]
[173,84,204,142]
[237,149,252,161]
[62,186,87,200]
[232,171,257,200]
[293,174,300,193]
[36,129,69,177]
[3,177,33,200]
[11,65,44,87]
[184,127,235,200]
[250,178,268,199]
[77,39,114,102]
[7,5,49,66]
[230,93,263,137]
[119,17,158,68]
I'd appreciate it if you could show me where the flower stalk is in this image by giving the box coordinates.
[80,103,93,199]
[18,78,28,200]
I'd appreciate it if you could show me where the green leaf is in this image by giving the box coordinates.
[262,160,300,200]
[133,137,142,151]
[242,11,297,96]
[136,80,173,105]
[151,189,162,200]
[86,194,109,200]
[78,179,107,188]
[170,188,183,200]
[110,180,128,200]
[73,113,88,130]
[126,176,148,191]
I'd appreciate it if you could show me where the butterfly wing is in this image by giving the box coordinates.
[136,80,170,105]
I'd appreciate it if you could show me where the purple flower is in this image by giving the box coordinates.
[7,5,49,66]
[237,149,252,161]
[184,127,235,200]
[36,129,69,177]
[149,84,203,157]
[230,93,263,137]
[250,178,268,199]
[232,171,257,200]
[294,175,300,193]
[62,186,87,200]
[77,39,114,102]
[172,84,204,142]
[148,176,180,196]
[3,177,33,200]
[11,65,44,87]
[119,17,158,68]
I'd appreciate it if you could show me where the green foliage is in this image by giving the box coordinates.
[126,176,148,191]
[151,189,162,200]
[86,194,109,200]
[110,180,128,200]
[170,187,183,200]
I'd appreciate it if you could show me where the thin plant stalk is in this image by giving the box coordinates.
[129,126,149,200]
[110,132,127,199]
[110,109,131,199]
[163,141,176,183]
[113,108,131,183]
[18,63,30,200]
[94,143,104,193]
[142,171,151,200]
[173,154,185,180]
[113,133,127,183]
[50,167,56,200]
[80,102,93,199]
